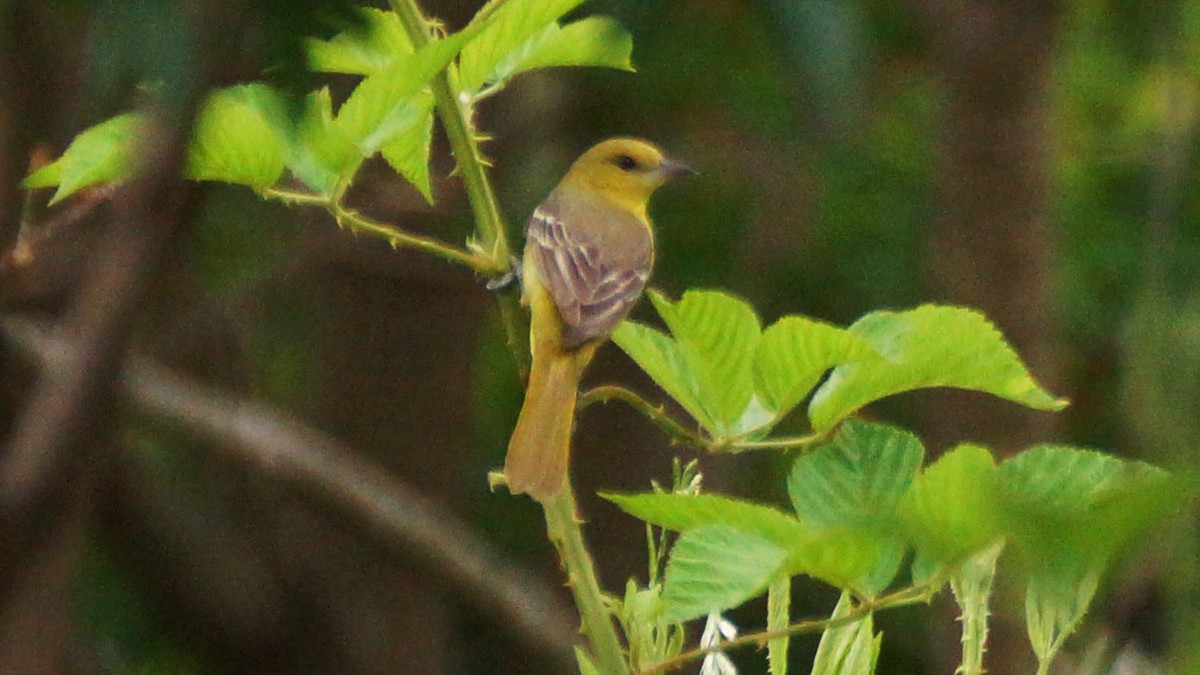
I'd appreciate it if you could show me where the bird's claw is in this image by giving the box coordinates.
[485,257,522,292]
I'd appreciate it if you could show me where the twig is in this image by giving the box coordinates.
[639,579,943,674]
[579,385,828,453]
[0,315,580,670]
[579,385,711,449]
[261,186,500,274]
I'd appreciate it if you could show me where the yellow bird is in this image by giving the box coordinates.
[505,138,694,502]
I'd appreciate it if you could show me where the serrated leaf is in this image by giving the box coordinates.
[789,421,923,594]
[307,8,412,75]
[810,592,881,675]
[379,92,435,202]
[789,421,924,528]
[457,0,586,93]
[650,289,762,436]
[604,491,887,591]
[26,113,145,204]
[661,525,787,622]
[767,575,791,675]
[334,26,477,157]
[604,492,808,549]
[1024,556,1103,670]
[900,444,1001,566]
[186,84,287,189]
[611,320,718,432]
[754,316,878,423]
[283,88,360,195]
[997,445,1176,557]
[808,305,1068,432]
[474,16,634,92]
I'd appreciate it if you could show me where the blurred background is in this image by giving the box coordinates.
[1,0,1198,673]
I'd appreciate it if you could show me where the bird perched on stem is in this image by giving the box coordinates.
[505,138,694,502]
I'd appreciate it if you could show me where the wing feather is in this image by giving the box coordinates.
[526,202,651,349]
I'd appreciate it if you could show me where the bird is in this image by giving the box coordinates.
[504,137,695,502]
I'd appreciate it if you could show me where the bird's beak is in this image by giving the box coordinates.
[658,157,698,180]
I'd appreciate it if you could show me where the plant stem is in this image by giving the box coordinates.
[641,579,943,674]
[950,541,1004,675]
[579,385,711,449]
[388,0,530,379]
[544,485,629,674]
[261,187,498,273]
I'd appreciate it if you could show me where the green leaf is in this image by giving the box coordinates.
[789,421,923,594]
[650,289,763,436]
[789,421,923,528]
[753,315,878,425]
[808,305,1068,432]
[473,16,634,93]
[604,491,888,591]
[767,575,791,675]
[379,92,435,203]
[996,445,1176,556]
[457,0,587,93]
[307,8,412,75]
[900,444,1001,566]
[661,525,788,622]
[334,26,477,158]
[26,113,145,204]
[185,84,287,189]
[283,88,360,196]
[995,446,1178,673]
[1024,556,1103,671]
[604,492,808,549]
[611,320,717,432]
[810,592,881,675]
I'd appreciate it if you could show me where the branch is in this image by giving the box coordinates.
[542,486,628,674]
[388,0,530,379]
[0,104,202,601]
[579,385,827,453]
[639,580,943,674]
[262,187,500,273]
[0,316,580,670]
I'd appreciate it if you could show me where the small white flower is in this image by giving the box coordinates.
[699,613,738,675]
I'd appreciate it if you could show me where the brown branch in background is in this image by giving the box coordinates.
[0,316,580,670]
[0,109,202,607]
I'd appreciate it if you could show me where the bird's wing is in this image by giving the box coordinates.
[525,203,650,348]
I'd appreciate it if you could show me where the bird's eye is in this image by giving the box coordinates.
[614,154,640,171]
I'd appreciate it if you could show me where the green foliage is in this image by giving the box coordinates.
[810,592,881,675]
[900,444,1000,566]
[808,305,1068,431]
[660,524,788,622]
[613,289,876,439]
[186,84,287,189]
[788,421,923,595]
[25,0,632,210]
[306,8,412,75]
[24,113,145,203]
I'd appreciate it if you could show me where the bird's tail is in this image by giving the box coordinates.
[505,346,592,502]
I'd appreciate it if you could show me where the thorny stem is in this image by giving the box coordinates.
[261,187,499,273]
[640,579,944,674]
[579,385,828,453]
[543,485,629,674]
[389,0,530,380]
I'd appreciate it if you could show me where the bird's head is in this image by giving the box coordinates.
[561,137,695,216]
